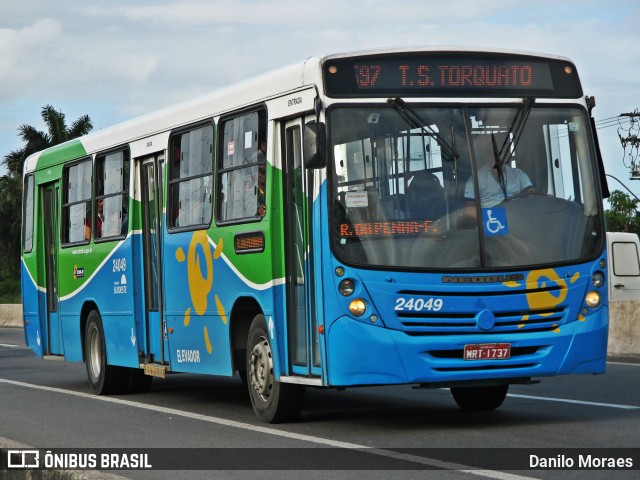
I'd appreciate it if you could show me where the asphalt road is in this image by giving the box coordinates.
[1,326,639,480]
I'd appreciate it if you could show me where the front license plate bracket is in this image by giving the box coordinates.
[463,343,511,360]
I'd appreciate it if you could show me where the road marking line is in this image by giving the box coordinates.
[0,343,20,348]
[0,378,537,479]
[507,393,639,410]
[608,361,640,367]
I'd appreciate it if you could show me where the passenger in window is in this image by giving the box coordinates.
[84,207,92,241]
[83,201,101,240]
[257,161,266,217]
[251,140,267,218]
[95,199,105,237]
[407,170,445,220]
[251,139,266,162]
[120,204,128,235]
[464,135,534,209]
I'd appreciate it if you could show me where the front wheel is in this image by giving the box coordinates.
[450,384,509,411]
[246,314,305,423]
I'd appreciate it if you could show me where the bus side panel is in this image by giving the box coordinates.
[161,228,285,377]
[162,231,233,375]
[99,238,138,368]
[57,239,139,366]
[21,259,45,358]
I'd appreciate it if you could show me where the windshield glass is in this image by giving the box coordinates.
[329,104,603,270]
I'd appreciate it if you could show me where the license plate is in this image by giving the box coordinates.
[463,343,511,360]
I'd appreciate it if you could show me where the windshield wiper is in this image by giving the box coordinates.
[495,97,535,171]
[387,97,458,162]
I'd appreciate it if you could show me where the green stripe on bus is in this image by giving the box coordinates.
[36,139,87,170]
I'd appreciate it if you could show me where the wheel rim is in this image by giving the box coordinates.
[88,325,102,380]
[249,335,273,402]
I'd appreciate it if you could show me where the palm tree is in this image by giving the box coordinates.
[0,106,93,300]
[3,105,93,179]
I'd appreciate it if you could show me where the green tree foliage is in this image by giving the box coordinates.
[0,106,92,302]
[605,189,640,234]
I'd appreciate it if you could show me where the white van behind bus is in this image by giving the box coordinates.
[606,232,640,359]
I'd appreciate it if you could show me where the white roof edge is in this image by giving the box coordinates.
[21,46,577,174]
[27,61,314,164]
[23,152,41,175]
[320,45,574,63]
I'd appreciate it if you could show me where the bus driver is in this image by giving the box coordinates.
[464,134,534,209]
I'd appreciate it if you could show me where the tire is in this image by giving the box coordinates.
[450,384,509,411]
[84,310,129,395]
[246,314,305,423]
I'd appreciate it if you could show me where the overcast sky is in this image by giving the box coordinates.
[2,0,639,195]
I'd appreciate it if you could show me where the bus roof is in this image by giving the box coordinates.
[23,46,576,176]
[23,58,322,175]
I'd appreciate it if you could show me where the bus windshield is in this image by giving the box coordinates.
[329,103,603,270]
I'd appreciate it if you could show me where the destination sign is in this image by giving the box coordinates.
[324,52,582,98]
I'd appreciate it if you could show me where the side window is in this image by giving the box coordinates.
[95,149,130,240]
[23,174,35,253]
[62,158,92,244]
[169,123,214,229]
[612,242,640,277]
[217,109,267,223]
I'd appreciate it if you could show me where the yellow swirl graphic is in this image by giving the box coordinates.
[174,232,228,357]
[526,269,567,314]
[188,231,214,315]
[523,269,568,333]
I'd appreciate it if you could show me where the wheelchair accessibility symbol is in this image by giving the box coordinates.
[482,207,509,236]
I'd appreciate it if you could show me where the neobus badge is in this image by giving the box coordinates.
[442,274,524,284]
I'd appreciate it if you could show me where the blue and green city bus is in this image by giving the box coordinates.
[21,47,610,422]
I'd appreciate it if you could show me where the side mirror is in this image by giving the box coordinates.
[303,121,326,169]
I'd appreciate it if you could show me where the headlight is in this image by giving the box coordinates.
[592,271,605,288]
[339,279,355,296]
[585,291,601,308]
[349,299,367,317]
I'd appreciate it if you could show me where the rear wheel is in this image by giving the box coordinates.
[85,310,130,394]
[450,384,509,411]
[246,314,305,423]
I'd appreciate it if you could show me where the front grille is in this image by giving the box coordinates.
[387,283,571,335]
[399,306,566,335]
